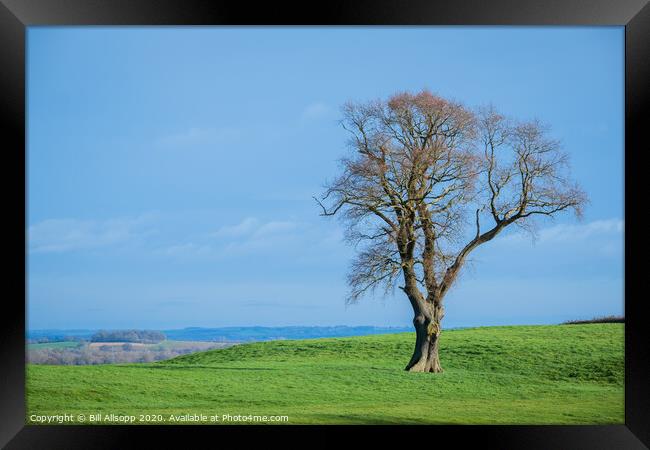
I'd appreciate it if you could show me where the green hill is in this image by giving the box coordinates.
[27,341,82,350]
[26,324,624,424]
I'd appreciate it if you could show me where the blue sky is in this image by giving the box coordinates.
[27,27,624,330]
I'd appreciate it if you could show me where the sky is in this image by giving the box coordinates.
[26,26,624,330]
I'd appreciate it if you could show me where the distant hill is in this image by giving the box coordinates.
[161,326,413,342]
[90,329,166,343]
[28,326,413,343]
[27,329,96,343]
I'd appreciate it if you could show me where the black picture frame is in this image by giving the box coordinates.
[1,0,647,448]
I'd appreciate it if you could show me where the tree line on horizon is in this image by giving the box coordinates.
[90,329,166,343]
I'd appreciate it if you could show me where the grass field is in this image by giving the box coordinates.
[87,342,147,348]
[27,340,227,351]
[26,324,624,425]
[84,341,227,350]
[147,340,232,351]
[27,341,82,350]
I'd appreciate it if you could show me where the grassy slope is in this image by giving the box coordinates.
[28,340,224,350]
[27,341,81,350]
[148,340,228,350]
[26,324,624,424]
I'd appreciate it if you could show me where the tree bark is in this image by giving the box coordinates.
[405,308,443,373]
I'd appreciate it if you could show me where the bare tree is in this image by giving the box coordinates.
[316,90,587,373]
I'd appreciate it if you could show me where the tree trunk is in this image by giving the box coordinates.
[405,311,443,373]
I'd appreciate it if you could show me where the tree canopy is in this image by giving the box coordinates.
[317,90,587,372]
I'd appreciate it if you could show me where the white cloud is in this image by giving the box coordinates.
[156,242,213,258]
[211,218,310,256]
[156,127,241,147]
[251,221,298,238]
[216,218,301,255]
[538,218,623,242]
[210,218,299,240]
[28,214,155,253]
[498,218,624,245]
[301,102,332,120]
[156,217,304,260]
[210,217,259,238]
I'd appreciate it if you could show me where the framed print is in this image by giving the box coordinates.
[0,0,648,448]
